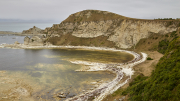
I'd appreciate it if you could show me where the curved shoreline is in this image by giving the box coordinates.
[0,44,147,101]
[66,52,147,101]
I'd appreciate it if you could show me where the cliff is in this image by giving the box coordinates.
[24,36,46,46]
[44,10,180,49]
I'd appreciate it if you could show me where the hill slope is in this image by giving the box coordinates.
[122,34,180,100]
[43,10,180,49]
[62,10,131,23]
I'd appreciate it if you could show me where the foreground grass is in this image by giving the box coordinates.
[122,37,180,101]
[103,30,180,101]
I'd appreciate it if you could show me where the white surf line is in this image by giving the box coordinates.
[70,61,107,71]
[94,52,147,101]
[0,43,6,48]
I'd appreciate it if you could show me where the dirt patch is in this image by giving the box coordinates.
[133,51,163,76]
[102,51,163,101]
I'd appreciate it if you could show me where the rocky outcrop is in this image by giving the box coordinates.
[24,36,30,45]
[22,26,43,35]
[24,36,45,46]
[44,10,180,49]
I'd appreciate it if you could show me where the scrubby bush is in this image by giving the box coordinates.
[147,57,153,60]
[170,31,177,37]
[165,34,169,37]
[158,39,169,54]
[124,37,180,101]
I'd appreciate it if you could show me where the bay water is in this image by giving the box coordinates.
[0,34,133,100]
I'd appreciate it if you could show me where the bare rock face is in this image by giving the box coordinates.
[29,36,44,46]
[24,36,30,45]
[24,36,44,46]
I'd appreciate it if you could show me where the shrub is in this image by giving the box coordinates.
[165,34,169,37]
[158,39,169,54]
[170,31,177,37]
[166,21,173,27]
[147,57,153,60]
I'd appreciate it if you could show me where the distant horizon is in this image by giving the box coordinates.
[0,8,180,32]
[0,19,61,23]
[0,11,179,23]
[0,22,58,32]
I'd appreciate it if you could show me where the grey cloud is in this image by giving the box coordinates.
[0,0,180,22]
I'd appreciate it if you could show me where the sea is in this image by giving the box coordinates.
[0,22,134,100]
[0,22,58,32]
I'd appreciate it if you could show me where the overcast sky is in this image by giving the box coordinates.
[0,0,180,22]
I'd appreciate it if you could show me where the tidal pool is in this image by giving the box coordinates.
[0,35,134,101]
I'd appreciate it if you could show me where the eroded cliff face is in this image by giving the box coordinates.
[24,36,45,46]
[45,10,180,49]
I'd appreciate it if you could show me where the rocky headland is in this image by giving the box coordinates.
[22,26,44,35]
[41,10,180,49]
[4,10,180,50]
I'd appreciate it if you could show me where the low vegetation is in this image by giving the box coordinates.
[62,10,131,23]
[158,39,169,54]
[122,37,180,101]
[48,33,117,48]
[135,30,179,52]
[154,18,180,20]
[147,57,153,60]
[158,31,178,54]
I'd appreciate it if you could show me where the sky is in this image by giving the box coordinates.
[0,0,180,22]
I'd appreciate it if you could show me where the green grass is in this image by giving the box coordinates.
[158,39,169,54]
[123,37,180,101]
[112,88,125,97]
